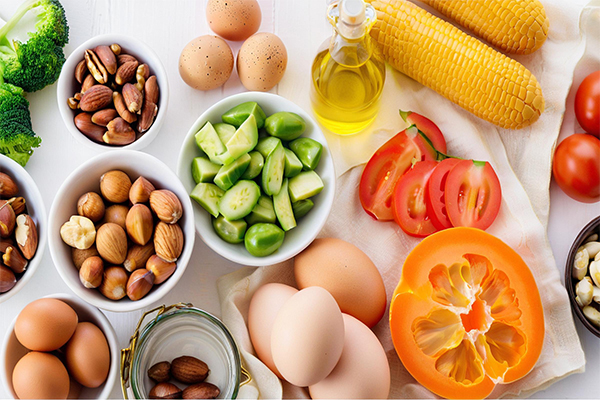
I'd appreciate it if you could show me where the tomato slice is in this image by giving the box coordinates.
[392,160,439,237]
[444,160,501,230]
[426,158,461,230]
[401,110,448,155]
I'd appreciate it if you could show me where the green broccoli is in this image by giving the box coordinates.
[0,82,41,166]
[0,0,69,92]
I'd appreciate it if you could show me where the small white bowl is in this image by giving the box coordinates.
[57,34,169,151]
[1,293,119,399]
[48,150,195,312]
[177,92,336,266]
[0,155,47,304]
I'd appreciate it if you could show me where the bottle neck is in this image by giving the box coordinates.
[329,31,373,67]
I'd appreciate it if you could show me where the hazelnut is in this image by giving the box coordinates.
[60,216,96,249]
[146,255,176,284]
[124,241,154,272]
[100,170,132,203]
[71,246,100,270]
[0,200,16,238]
[154,222,184,263]
[77,192,105,223]
[129,176,155,204]
[96,223,128,264]
[79,256,104,288]
[149,190,183,224]
[125,204,153,246]
[99,266,128,300]
[126,269,154,301]
[103,204,129,229]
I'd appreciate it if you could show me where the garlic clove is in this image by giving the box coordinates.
[573,247,589,280]
[60,216,96,249]
[575,277,594,308]
[582,241,600,259]
[582,306,600,328]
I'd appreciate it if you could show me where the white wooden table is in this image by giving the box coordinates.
[0,1,598,399]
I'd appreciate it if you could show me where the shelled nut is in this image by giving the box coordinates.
[154,222,184,262]
[104,118,136,146]
[96,223,128,265]
[0,200,16,238]
[124,241,154,272]
[171,356,209,384]
[115,60,138,85]
[75,60,88,84]
[91,109,119,127]
[79,256,104,288]
[0,173,18,197]
[182,382,220,399]
[150,190,183,224]
[94,45,117,75]
[122,83,143,114]
[60,215,96,249]
[148,361,171,383]
[146,255,176,284]
[74,112,106,143]
[126,268,154,301]
[129,176,155,204]
[85,49,108,84]
[7,197,26,215]
[15,214,37,260]
[113,92,138,123]
[0,265,16,293]
[103,204,129,230]
[125,204,153,246]
[3,246,27,274]
[148,382,182,400]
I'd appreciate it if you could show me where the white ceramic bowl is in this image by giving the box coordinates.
[57,34,169,151]
[0,156,47,304]
[1,293,119,399]
[48,150,195,312]
[177,92,336,266]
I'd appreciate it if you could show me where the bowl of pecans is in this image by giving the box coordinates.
[57,34,169,150]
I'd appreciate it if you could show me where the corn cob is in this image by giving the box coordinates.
[421,0,549,55]
[369,0,544,130]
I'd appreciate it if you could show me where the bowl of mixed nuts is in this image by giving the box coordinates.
[48,150,195,312]
[57,34,169,150]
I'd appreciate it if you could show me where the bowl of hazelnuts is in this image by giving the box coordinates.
[57,34,169,150]
[48,150,194,312]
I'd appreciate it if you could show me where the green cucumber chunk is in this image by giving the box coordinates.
[288,171,324,202]
[292,199,314,219]
[265,112,306,141]
[290,138,323,171]
[244,223,285,257]
[221,101,267,129]
[273,179,296,231]
[284,148,303,178]
[214,153,251,191]
[191,157,221,184]
[214,123,237,145]
[225,114,259,160]
[218,180,261,220]
[255,136,281,159]
[262,141,285,196]
[190,183,224,218]
[245,195,276,225]
[212,215,247,244]
[195,122,228,165]
[240,151,264,180]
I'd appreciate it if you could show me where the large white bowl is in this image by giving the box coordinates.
[57,34,169,151]
[1,293,119,399]
[177,92,336,266]
[48,150,195,312]
[0,156,47,304]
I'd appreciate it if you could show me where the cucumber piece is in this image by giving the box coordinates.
[265,112,306,141]
[195,122,228,165]
[262,141,285,196]
[284,148,303,178]
[225,114,259,160]
[292,199,314,219]
[214,153,251,191]
[245,195,276,225]
[191,157,221,183]
[221,101,267,129]
[288,171,324,202]
[212,215,247,244]
[218,180,261,220]
[214,123,237,145]
[273,179,296,231]
[244,223,285,257]
[240,151,264,180]
[290,138,323,171]
[255,136,281,158]
[190,183,224,218]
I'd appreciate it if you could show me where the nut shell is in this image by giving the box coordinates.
[171,356,209,384]
[100,170,132,203]
[150,190,183,224]
[154,222,184,263]
[124,241,155,272]
[146,255,176,284]
[126,204,154,245]
[72,246,100,270]
[96,223,128,264]
[77,192,105,223]
[126,268,154,301]
[99,266,128,300]
[79,256,104,288]
[103,204,129,229]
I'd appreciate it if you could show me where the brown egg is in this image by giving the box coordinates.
[237,32,287,91]
[207,0,261,41]
[294,238,386,328]
[14,298,78,351]
[179,35,234,91]
[12,352,70,399]
[65,322,110,388]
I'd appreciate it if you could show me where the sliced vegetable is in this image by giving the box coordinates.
[195,122,233,165]
[221,101,267,129]
[190,183,224,218]
[244,223,285,257]
[246,195,277,225]
[288,171,324,203]
[214,153,251,191]
[273,179,296,231]
[425,158,460,229]
[262,141,285,196]
[218,180,261,221]
[284,148,303,178]
[240,151,264,180]
[256,136,281,158]
[224,114,259,160]
[265,112,306,141]
[214,122,237,145]
[289,137,322,171]
[292,199,314,219]
[192,157,221,184]
[212,215,247,244]
[400,110,447,156]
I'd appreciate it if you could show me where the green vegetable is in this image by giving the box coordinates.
[190,182,224,218]
[218,180,261,220]
[195,121,232,165]
[212,215,247,244]
[224,114,258,160]
[0,0,69,92]
[288,171,324,202]
[244,223,285,257]
[191,157,220,183]
[214,123,236,145]
[255,136,280,159]
[214,153,251,191]
[284,148,302,178]
[289,137,322,171]
[245,195,276,225]
[273,179,296,231]
[240,151,264,180]
[265,112,306,141]
[292,199,314,219]
[261,141,285,196]
[222,101,267,128]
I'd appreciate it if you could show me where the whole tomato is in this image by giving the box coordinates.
[552,133,600,203]
[575,71,600,137]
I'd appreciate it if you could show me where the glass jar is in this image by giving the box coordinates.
[121,303,250,399]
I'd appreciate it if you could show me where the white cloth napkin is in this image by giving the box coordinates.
[218,0,595,398]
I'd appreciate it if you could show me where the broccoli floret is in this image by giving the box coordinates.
[0,0,69,92]
[0,83,41,166]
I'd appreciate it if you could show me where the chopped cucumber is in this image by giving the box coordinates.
[218,180,261,220]
[256,136,281,158]
[225,114,259,160]
[265,112,306,141]
[190,183,224,218]
[244,223,285,257]
[222,101,267,129]
[214,153,251,191]
[195,122,229,165]
[292,199,314,219]
[192,157,221,183]
[288,171,324,202]
[246,195,276,225]
[214,123,237,145]
[240,151,264,180]
[212,215,247,244]
[290,137,323,171]
[273,179,296,231]
[284,148,303,178]
[262,141,285,196]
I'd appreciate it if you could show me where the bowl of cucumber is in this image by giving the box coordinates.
[177,92,335,266]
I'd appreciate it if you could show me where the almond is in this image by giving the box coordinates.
[126,204,153,246]
[126,268,154,301]
[182,382,220,399]
[85,49,108,84]
[0,265,16,293]
[15,214,37,260]
[113,92,137,123]
[150,190,183,224]
[96,223,128,264]
[124,241,154,272]
[122,83,143,114]
[118,54,138,66]
[148,361,171,383]
[171,356,209,384]
[0,173,18,197]
[115,60,139,85]
[95,45,117,75]
[129,176,155,204]
[79,85,113,112]
[145,76,160,104]
[100,170,132,203]
[0,200,16,238]
[81,74,96,93]
[91,109,119,127]
[146,255,176,284]
[79,256,104,288]
[75,59,88,84]
[74,112,106,143]
[154,222,184,263]
[148,382,182,399]
[138,101,158,133]
[104,117,135,146]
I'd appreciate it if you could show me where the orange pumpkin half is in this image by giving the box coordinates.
[390,228,544,399]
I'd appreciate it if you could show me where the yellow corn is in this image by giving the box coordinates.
[369,0,544,130]
[421,0,549,55]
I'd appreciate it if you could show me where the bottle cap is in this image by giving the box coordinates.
[338,0,366,39]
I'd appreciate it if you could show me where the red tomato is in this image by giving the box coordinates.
[575,71,600,137]
[425,158,461,229]
[392,161,439,237]
[401,110,448,155]
[444,160,502,230]
[552,133,600,203]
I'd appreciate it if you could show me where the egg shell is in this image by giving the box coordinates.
[179,35,234,91]
[14,298,79,352]
[270,286,345,387]
[294,238,386,328]
[237,32,287,92]
[207,0,261,41]
[12,351,70,399]
[65,322,110,388]
[248,283,298,378]
[309,314,390,399]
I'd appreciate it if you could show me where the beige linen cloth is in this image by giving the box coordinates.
[218,1,596,398]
